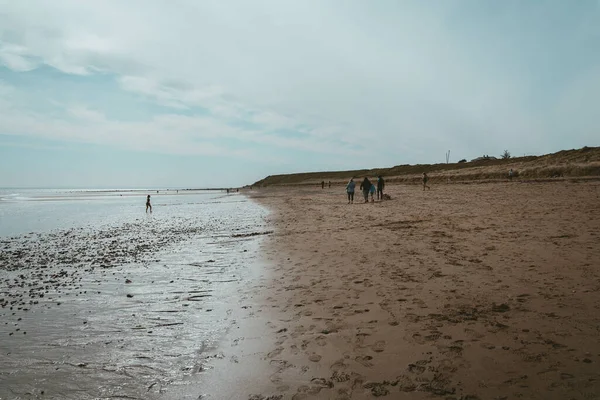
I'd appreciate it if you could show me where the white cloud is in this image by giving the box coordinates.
[118,76,225,110]
[0,98,355,161]
[0,44,39,72]
[67,105,105,122]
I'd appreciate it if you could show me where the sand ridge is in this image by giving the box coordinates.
[234,181,600,399]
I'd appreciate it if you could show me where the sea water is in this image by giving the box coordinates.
[0,189,270,399]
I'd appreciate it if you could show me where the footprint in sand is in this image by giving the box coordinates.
[309,353,322,362]
[412,332,426,344]
[315,335,327,346]
[267,347,284,358]
[310,378,334,389]
[408,363,426,374]
[395,374,417,392]
[331,370,351,382]
[248,395,283,400]
[330,358,348,370]
[371,341,386,353]
[355,355,373,368]
[424,332,441,341]
[439,359,458,373]
[363,382,389,397]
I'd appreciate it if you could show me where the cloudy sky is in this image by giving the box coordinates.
[1,0,599,188]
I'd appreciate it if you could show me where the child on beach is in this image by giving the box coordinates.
[146,195,152,213]
[369,184,376,202]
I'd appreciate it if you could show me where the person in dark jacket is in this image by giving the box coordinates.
[376,176,385,200]
[359,177,372,203]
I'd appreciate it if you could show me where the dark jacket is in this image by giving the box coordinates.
[377,177,385,190]
[360,178,371,191]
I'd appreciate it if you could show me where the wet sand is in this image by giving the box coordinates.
[211,181,600,399]
[0,194,271,400]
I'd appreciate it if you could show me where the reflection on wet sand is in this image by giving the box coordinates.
[0,193,270,400]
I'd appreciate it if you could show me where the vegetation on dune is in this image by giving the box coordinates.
[252,146,600,187]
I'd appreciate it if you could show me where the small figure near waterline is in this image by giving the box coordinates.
[328,181,331,188]
[509,169,514,181]
[346,178,355,204]
[321,181,325,189]
[422,172,430,191]
[146,195,152,213]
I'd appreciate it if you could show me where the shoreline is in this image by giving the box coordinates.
[0,193,271,400]
[205,181,600,399]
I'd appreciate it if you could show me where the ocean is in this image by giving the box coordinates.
[0,188,270,399]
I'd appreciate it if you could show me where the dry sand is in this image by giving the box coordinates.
[203,181,600,400]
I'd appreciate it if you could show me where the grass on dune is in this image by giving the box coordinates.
[253,146,600,187]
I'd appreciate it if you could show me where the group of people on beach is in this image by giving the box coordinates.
[345,173,431,203]
[345,176,386,203]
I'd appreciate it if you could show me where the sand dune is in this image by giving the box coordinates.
[252,146,600,187]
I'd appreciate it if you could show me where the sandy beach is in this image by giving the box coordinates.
[206,180,600,400]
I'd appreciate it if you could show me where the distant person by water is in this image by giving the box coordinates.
[146,195,152,213]
[328,181,331,188]
[346,178,355,204]
[377,176,385,200]
[422,173,430,191]
[360,177,372,203]
[321,181,325,189]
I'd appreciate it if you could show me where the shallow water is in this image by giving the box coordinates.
[0,189,270,399]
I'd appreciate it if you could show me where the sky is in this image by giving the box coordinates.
[1,0,599,188]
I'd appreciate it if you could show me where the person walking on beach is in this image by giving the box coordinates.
[369,183,376,202]
[321,181,325,189]
[360,177,372,203]
[377,176,385,200]
[508,169,514,181]
[146,195,152,213]
[346,178,356,204]
[328,181,331,188]
[422,172,430,191]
